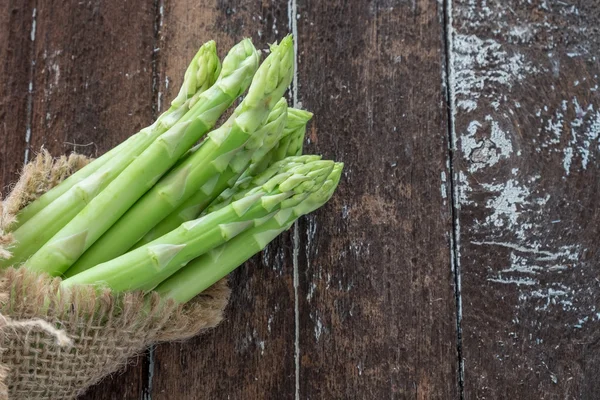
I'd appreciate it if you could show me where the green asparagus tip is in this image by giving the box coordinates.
[252,155,323,187]
[292,161,343,216]
[241,35,294,124]
[266,97,288,123]
[171,40,221,109]
[285,108,313,131]
[217,38,260,98]
[244,97,288,152]
[194,41,222,94]
[264,160,334,208]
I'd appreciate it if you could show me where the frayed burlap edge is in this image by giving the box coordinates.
[0,149,90,260]
[0,150,230,399]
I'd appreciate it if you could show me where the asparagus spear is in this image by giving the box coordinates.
[154,162,343,303]
[66,39,295,274]
[244,108,312,177]
[131,98,289,249]
[60,160,335,292]
[136,107,311,246]
[24,39,260,276]
[12,41,221,230]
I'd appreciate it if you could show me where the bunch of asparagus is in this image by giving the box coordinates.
[0,36,342,304]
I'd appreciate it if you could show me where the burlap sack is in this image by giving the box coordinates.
[0,150,230,399]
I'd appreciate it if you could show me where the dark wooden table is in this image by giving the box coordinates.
[1,0,598,399]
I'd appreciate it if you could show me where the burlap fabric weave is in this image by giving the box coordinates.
[0,150,231,399]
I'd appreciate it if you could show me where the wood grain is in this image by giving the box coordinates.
[450,1,600,398]
[0,0,35,192]
[295,0,459,398]
[0,0,156,398]
[149,1,298,399]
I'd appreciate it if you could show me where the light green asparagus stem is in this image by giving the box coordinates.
[138,104,309,246]
[132,98,289,248]
[11,41,221,231]
[154,162,343,303]
[244,108,312,177]
[60,160,334,293]
[0,42,224,269]
[65,39,295,275]
[25,39,259,276]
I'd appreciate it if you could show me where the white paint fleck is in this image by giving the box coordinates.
[488,277,537,286]
[341,204,350,219]
[453,34,534,112]
[457,171,472,206]
[461,117,513,172]
[51,63,60,88]
[539,97,600,175]
[30,8,36,41]
[563,147,573,175]
[314,316,324,341]
[441,170,447,199]
[307,282,317,301]
[267,314,274,333]
[157,91,163,113]
[483,179,530,230]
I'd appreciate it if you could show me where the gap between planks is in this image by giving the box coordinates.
[143,0,165,398]
[24,3,38,164]
[442,0,465,398]
[287,0,301,399]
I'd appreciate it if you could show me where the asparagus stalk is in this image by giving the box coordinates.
[139,108,311,245]
[244,108,312,177]
[24,39,260,276]
[154,162,343,303]
[132,98,289,248]
[60,160,334,293]
[66,39,295,274]
[12,41,221,230]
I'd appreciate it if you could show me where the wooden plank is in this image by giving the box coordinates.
[449,1,600,398]
[5,1,157,398]
[27,0,156,161]
[0,0,35,191]
[295,0,459,398]
[150,2,298,399]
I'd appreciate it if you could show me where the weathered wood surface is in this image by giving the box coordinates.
[3,0,600,398]
[449,0,600,398]
[295,0,459,398]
